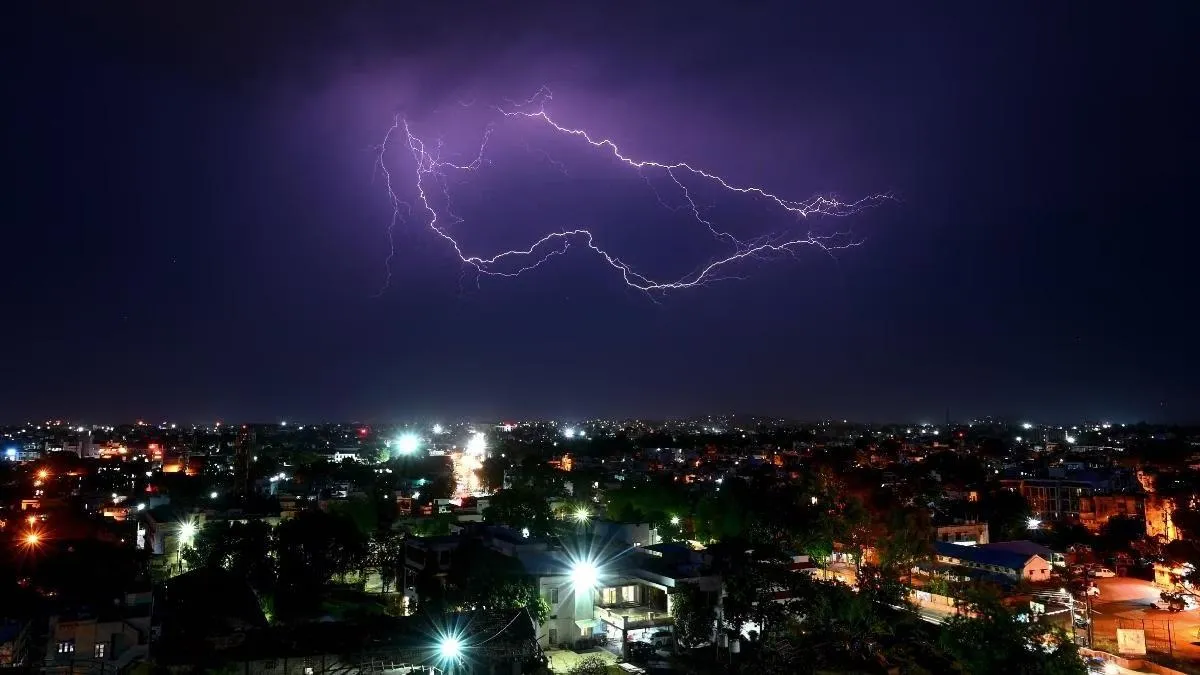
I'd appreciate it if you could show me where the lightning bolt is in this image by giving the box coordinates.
[375,88,892,296]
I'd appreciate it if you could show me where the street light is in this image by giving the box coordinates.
[573,507,591,524]
[23,531,41,547]
[669,515,681,526]
[396,432,421,456]
[571,561,599,590]
[1027,517,1041,530]
[438,636,461,660]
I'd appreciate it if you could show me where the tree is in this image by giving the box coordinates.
[482,487,556,536]
[940,586,1085,674]
[274,510,367,612]
[440,539,550,626]
[876,507,933,585]
[983,488,1033,542]
[671,582,716,648]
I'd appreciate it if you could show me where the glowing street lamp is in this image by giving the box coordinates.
[22,531,41,547]
[572,507,591,524]
[396,432,421,456]
[1027,517,1042,530]
[179,521,197,544]
[669,515,681,526]
[438,636,461,660]
[571,561,599,590]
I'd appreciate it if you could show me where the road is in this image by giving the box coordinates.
[1064,576,1200,665]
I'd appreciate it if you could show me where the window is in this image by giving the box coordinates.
[549,588,559,604]
[95,643,107,659]
[548,628,558,646]
[57,640,75,654]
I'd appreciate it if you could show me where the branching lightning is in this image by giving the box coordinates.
[375,88,891,296]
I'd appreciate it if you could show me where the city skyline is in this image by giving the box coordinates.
[8,2,1194,423]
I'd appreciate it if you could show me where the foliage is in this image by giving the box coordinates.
[483,486,556,536]
[275,509,367,610]
[875,507,933,582]
[566,655,609,675]
[940,586,1085,675]
[982,488,1033,542]
[416,538,550,625]
[670,582,717,648]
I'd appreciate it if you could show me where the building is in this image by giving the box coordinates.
[44,591,153,675]
[933,541,1052,582]
[934,521,989,546]
[403,526,718,659]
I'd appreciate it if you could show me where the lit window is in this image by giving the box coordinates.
[95,643,106,659]
[57,640,75,654]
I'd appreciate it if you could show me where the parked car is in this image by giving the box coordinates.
[1089,567,1116,578]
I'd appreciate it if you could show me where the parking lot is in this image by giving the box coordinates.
[1080,576,1200,662]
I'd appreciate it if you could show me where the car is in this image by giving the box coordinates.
[1089,567,1116,578]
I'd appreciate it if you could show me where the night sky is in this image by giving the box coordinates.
[6,2,1196,423]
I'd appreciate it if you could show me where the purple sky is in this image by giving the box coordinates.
[5,1,1196,423]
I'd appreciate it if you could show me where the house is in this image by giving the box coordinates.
[934,522,990,546]
[44,591,153,675]
[933,541,1051,582]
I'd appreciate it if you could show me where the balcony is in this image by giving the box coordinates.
[595,605,672,631]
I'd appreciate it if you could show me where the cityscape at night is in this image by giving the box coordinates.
[6,1,1194,675]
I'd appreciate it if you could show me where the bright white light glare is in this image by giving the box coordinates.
[1022,422,1033,430]
[1103,664,1119,675]
[563,427,576,439]
[432,423,445,435]
[396,432,421,455]
[137,503,146,511]
[209,491,218,499]
[521,527,530,538]
[180,522,197,540]
[466,432,487,456]
[571,561,599,589]
[411,491,421,500]
[1015,436,1023,442]
[438,637,462,660]
[1027,517,1041,529]
[670,515,681,526]
[1065,435,1077,444]
[573,507,590,523]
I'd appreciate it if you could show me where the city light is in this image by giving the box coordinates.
[179,521,197,542]
[209,491,218,499]
[572,507,591,524]
[669,515,681,526]
[396,432,421,456]
[521,527,530,538]
[1027,517,1041,530]
[571,561,599,590]
[1065,435,1077,444]
[23,531,41,547]
[438,636,462,660]
[1022,422,1033,430]
[432,423,445,435]
[563,427,576,439]
[37,469,49,480]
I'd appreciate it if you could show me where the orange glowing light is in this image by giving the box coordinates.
[37,470,49,480]
[26,515,37,526]
[22,531,41,546]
